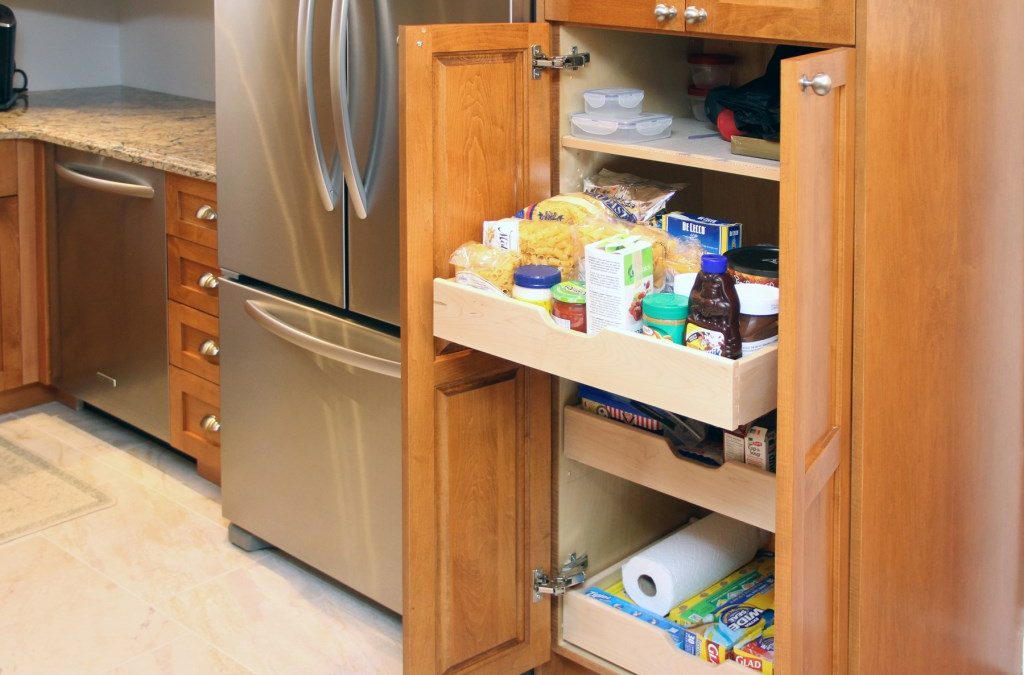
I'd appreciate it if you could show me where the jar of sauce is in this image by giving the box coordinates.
[735,283,780,354]
[726,245,779,288]
[551,281,587,332]
[512,265,561,312]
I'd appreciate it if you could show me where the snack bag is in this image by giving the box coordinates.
[584,169,686,223]
[449,242,522,295]
[483,218,574,280]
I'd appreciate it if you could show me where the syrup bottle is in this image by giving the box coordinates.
[685,254,742,360]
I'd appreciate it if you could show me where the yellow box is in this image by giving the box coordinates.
[733,625,775,673]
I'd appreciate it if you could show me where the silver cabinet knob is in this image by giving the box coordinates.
[200,414,221,433]
[654,3,677,21]
[199,339,221,358]
[195,205,218,221]
[683,6,708,23]
[197,272,219,289]
[799,73,833,96]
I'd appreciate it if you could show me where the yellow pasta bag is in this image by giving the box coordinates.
[483,218,574,280]
[570,218,630,280]
[516,193,612,224]
[449,242,522,295]
[629,224,705,291]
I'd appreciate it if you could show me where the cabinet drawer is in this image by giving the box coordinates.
[166,174,218,249]
[546,0,685,33]
[168,301,219,385]
[167,235,219,316]
[169,365,221,484]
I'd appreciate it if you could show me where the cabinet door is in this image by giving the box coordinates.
[0,194,23,390]
[776,48,855,674]
[686,0,854,44]
[400,23,554,675]
[545,0,686,33]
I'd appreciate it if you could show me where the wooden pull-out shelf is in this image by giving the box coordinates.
[564,406,775,531]
[434,279,778,429]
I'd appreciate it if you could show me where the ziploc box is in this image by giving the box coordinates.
[659,212,742,255]
[584,233,654,335]
[733,625,775,674]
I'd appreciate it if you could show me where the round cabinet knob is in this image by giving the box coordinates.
[799,72,833,96]
[195,205,218,221]
[654,3,678,21]
[200,414,221,433]
[197,272,220,289]
[683,6,708,23]
[199,339,221,358]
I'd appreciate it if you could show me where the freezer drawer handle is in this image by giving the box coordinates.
[245,300,401,379]
[55,163,155,200]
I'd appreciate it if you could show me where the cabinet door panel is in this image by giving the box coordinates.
[689,0,854,45]
[0,195,22,390]
[776,47,855,675]
[401,22,554,675]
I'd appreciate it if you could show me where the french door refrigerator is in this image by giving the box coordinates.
[214,0,527,613]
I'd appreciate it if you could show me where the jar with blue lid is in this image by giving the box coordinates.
[512,265,561,313]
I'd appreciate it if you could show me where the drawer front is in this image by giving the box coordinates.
[168,301,219,384]
[167,236,219,316]
[166,174,218,249]
[169,365,221,484]
[545,0,686,33]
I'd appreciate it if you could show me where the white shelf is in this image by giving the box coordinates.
[562,118,781,182]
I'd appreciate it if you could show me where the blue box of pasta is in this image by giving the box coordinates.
[658,213,742,255]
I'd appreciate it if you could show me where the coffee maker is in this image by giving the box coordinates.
[0,4,27,110]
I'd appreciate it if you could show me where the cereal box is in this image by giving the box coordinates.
[584,234,655,335]
[658,212,742,255]
[733,625,775,674]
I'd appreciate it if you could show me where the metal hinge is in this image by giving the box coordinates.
[533,552,588,601]
[532,45,590,79]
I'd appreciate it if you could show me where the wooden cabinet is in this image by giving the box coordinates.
[169,366,221,483]
[400,18,854,674]
[545,0,854,46]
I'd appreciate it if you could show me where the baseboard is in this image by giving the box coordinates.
[0,383,56,415]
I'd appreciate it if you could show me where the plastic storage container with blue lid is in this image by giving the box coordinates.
[582,87,645,119]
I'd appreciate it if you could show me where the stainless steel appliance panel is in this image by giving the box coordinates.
[215,0,345,308]
[219,278,402,612]
[54,148,169,441]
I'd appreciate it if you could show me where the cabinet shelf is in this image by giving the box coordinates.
[564,406,776,532]
[561,118,781,181]
[434,279,777,429]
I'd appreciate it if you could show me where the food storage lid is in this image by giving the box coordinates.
[688,86,711,96]
[726,245,780,278]
[643,293,688,319]
[514,265,561,289]
[687,54,736,65]
[551,280,586,304]
[570,112,674,137]
[701,254,728,274]
[735,283,780,316]
[583,87,645,110]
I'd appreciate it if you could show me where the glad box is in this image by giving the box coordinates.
[584,234,654,335]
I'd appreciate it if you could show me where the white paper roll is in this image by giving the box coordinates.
[621,513,765,616]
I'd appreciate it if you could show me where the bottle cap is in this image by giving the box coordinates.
[701,254,728,274]
[514,265,561,289]
[735,283,780,316]
[551,281,586,304]
[642,293,688,320]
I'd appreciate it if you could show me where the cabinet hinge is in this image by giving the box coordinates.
[531,45,590,79]
[533,552,589,601]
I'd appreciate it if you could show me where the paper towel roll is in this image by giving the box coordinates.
[621,513,765,616]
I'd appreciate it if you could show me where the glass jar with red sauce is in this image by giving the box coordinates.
[551,281,587,333]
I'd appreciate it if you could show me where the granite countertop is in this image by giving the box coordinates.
[0,86,216,182]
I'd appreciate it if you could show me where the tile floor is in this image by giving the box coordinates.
[0,403,403,674]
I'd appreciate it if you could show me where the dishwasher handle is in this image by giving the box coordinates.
[55,163,156,200]
[245,299,401,379]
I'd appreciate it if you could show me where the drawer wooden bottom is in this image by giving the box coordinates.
[169,366,221,484]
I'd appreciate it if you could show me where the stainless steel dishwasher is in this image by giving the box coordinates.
[54,148,169,442]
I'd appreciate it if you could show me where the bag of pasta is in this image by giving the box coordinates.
[515,193,613,224]
[583,169,686,224]
[449,242,522,295]
[483,217,575,280]
[629,224,705,291]
[570,218,630,280]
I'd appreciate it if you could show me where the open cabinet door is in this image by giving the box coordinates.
[776,48,855,674]
[400,23,554,675]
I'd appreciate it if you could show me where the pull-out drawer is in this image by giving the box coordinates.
[168,301,220,384]
[167,236,219,317]
[169,365,221,484]
[166,174,218,249]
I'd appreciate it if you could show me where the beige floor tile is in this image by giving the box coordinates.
[109,633,252,674]
[0,536,185,674]
[162,553,403,675]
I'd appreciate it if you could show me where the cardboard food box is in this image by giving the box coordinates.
[733,625,775,674]
[744,426,776,472]
[578,384,663,433]
[658,212,742,255]
[584,234,654,335]
[724,412,777,466]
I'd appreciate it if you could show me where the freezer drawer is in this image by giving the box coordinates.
[219,279,402,612]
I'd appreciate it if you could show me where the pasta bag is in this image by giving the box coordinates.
[449,242,522,295]
[483,217,574,280]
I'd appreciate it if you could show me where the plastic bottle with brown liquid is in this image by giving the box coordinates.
[685,254,742,360]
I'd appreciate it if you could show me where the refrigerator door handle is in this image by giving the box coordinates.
[298,0,343,212]
[245,299,401,379]
[330,0,369,219]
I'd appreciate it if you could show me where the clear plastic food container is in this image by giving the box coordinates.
[582,87,645,119]
[688,86,711,123]
[687,54,736,89]
[570,112,673,144]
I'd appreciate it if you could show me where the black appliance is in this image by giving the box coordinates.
[0,5,26,110]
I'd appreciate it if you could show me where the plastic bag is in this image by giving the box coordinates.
[516,192,611,224]
[583,169,686,224]
[483,217,575,280]
[449,242,522,295]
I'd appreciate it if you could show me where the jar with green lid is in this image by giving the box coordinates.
[551,281,587,333]
[641,293,688,344]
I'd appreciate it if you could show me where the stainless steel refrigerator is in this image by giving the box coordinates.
[214,0,527,613]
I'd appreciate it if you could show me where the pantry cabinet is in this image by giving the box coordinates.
[400,18,854,674]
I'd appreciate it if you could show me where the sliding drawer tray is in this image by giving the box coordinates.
[562,560,753,675]
[434,279,777,429]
